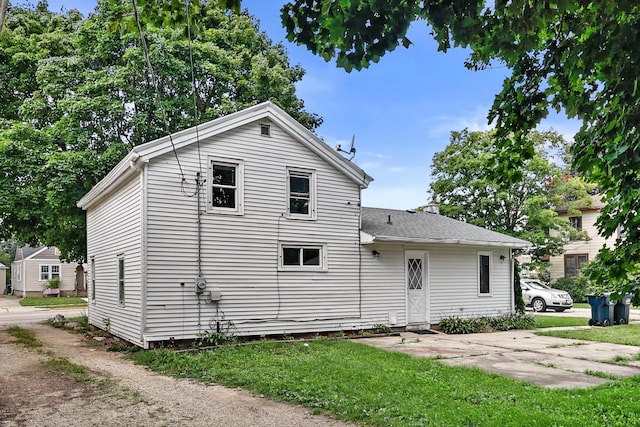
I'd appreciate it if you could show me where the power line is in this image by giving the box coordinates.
[131,0,185,179]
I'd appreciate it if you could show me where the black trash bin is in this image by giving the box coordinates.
[6,283,11,295]
[587,294,614,326]
[614,294,632,325]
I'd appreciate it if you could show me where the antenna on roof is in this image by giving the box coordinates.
[336,134,357,161]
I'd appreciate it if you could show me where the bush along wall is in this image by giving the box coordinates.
[438,313,536,334]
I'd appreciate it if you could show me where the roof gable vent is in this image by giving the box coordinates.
[260,123,271,136]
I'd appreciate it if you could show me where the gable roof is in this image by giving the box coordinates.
[78,102,373,210]
[361,207,531,248]
[14,245,46,261]
[0,263,7,270]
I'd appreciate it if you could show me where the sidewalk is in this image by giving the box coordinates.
[0,295,51,313]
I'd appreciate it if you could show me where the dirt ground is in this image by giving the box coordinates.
[0,322,353,427]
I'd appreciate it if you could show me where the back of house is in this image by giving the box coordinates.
[79,102,530,348]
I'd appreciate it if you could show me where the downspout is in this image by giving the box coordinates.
[135,160,149,348]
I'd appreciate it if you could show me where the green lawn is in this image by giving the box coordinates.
[533,315,589,328]
[18,297,87,308]
[131,340,640,426]
[537,324,640,346]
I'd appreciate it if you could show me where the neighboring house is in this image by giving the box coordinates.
[548,195,618,282]
[11,246,86,297]
[77,102,530,348]
[0,263,7,294]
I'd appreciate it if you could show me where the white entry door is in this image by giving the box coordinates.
[406,251,427,324]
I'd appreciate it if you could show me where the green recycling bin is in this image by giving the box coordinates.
[614,294,632,325]
[587,294,614,326]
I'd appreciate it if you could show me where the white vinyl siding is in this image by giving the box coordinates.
[86,174,143,346]
[361,244,512,326]
[142,120,363,344]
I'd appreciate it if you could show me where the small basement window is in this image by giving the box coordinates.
[279,244,326,270]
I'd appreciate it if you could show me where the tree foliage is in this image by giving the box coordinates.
[429,129,594,260]
[0,0,319,261]
[282,0,640,296]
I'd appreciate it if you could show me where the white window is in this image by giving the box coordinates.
[209,157,244,215]
[478,252,492,296]
[287,168,316,219]
[39,264,61,281]
[279,244,326,270]
[14,266,21,282]
[118,256,125,305]
[90,257,96,302]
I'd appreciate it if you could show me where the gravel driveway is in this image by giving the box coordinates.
[0,322,353,427]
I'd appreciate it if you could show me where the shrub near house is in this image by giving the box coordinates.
[553,276,589,303]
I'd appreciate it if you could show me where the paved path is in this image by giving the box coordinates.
[361,328,640,389]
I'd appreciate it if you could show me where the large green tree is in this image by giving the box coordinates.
[430,129,594,260]
[0,1,319,261]
[280,0,640,296]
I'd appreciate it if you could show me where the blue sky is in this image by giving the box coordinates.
[20,0,579,209]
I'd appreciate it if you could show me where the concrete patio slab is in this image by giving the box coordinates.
[360,329,640,389]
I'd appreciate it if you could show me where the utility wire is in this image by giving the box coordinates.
[185,0,204,179]
[131,0,185,179]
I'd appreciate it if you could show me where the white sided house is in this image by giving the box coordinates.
[11,246,86,297]
[78,102,530,348]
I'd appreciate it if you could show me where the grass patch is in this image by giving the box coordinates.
[534,315,589,328]
[585,370,622,380]
[131,339,640,426]
[18,297,87,308]
[537,324,640,346]
[573,303,590,309]
[6,326,42,348]
[42,357,92,382]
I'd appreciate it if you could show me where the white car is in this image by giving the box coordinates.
[520,279,573,312]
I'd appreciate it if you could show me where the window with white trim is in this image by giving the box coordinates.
[118,256,125,305]
[209,158,244,214]
[287,168,316,219]
[90,257,96,302]
[279,244,326,270]
[478,252,492,295]
[39,264,61,281]
[14,266,21,281]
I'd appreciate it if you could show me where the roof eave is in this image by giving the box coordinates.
[370,235,532,248]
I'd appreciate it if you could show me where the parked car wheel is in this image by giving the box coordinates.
[532,297,547,312]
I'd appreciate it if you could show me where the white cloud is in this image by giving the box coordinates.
[424,106,494,139]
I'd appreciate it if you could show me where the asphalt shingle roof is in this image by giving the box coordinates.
[361,207,531,248]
